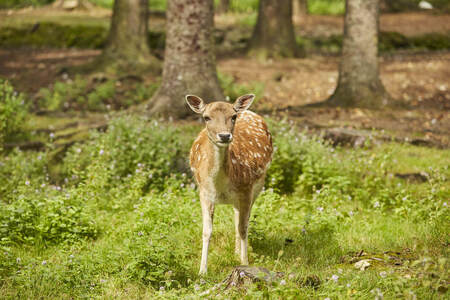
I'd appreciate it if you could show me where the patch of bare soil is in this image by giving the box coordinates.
[293,13,450,37]
[1,48,449,147]
[218,52,450,147]
[0,48,100,93]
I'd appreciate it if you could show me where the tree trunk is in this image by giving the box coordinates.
[327,0,389,108]
[217,0,230,14]
[94,0,160,74]
[293,0,308,16]
[148,0,224,119]
[248,0,300,59]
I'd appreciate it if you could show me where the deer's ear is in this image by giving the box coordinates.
[185,95,206,114]
[233,94,255,112]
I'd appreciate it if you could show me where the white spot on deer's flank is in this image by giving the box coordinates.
[232,159,237,164]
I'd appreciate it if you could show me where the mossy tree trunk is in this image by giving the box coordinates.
[94,0,160,74]
[327,0,390,107]
[217,0,230,14]
[148,0,224,119]
[248,0,299,59]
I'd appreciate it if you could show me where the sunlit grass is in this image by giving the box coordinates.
[1,114,448,298]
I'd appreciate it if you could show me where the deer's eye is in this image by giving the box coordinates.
[204,116,211,122]
[231,115,237,122]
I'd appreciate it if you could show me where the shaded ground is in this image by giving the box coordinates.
[3,48,447,147]
[294,12,450,37]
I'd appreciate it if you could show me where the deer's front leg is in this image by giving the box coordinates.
[199,192,215,275]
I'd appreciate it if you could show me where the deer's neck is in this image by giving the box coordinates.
[208,140,229,180]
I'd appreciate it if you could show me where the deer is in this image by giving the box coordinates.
[185,94,273,275]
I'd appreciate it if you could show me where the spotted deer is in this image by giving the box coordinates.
[186,94,273,274]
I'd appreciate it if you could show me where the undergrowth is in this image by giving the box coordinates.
[37,76,159,112]
[0,110,448,298]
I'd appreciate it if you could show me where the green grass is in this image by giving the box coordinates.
[0,110,448,298]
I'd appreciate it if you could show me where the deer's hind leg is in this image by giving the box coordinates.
[234,192,253,265]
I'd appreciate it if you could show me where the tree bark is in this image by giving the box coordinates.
[217,0,230,14]
[148,0,224,119]
[94,0,160,74]
[293,0,308,16]
[327,0,390,108]
[248,0,300,59]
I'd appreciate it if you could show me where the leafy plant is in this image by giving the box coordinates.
[0,80,29,146]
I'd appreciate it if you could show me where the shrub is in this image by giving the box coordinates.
[62,116,196,209]
[0,190,98,246]
[0,149,48,202]
[265,118,344,194]
[0,80,29,145]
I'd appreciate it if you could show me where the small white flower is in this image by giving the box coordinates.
[443,202,447,207]
[99,149,104,155]
[349,211,354,216]
[379,271,387,278]
[346,283,351,288]
[138,231,143,236]
[331,274,339,282]
[325,298,331,300]
[280,279,286,286]
[194,284,200,291]
[374,201,380,208]
[317,207,324,212]
[76,148,81,153]
[49,133,55,139]
[42,260,47,265]
[239,271,245,278]
[41,183,46,188]
[16,257,21,263]
[159,286,165,291]
[25,180,30,185]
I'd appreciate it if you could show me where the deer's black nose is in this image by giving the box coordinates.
[218,133,232,143]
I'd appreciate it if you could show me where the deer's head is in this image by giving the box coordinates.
[186,94,255,147]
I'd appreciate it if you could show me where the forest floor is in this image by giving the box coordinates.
[0,8,449,299]
[1,9,449,148]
